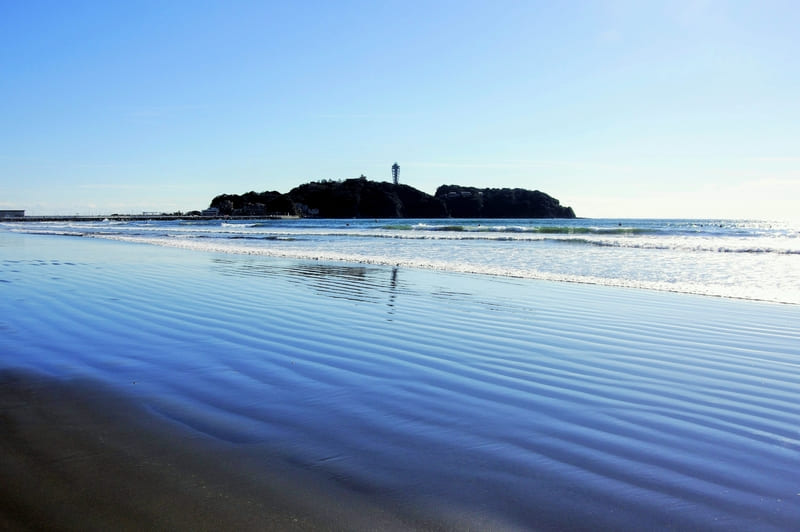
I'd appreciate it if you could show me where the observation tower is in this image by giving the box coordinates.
[392,162,399,185]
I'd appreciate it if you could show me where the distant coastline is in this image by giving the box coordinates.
[2,214,298,222]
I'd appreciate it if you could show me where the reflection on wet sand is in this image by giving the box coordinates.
[212,257,404,318]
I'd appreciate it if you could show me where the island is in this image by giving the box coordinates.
[210,177,575,219]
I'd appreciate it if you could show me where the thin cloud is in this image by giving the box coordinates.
[408,160,638,172]
[746,157,800,163]
[78,183,192,191]
[78,183,149,190]
[317,112,409,120]
[409,162,540,169]
[735,177,800,190]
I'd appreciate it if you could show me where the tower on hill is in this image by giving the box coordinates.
[392,162,399,185]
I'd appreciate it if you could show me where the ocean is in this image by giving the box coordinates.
[5,217,800,304]
[1,218,799,530]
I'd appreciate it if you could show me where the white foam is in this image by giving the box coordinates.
[7,219,800,305]
[88,233,800,304]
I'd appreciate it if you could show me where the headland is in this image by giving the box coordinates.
[210,178,576,219]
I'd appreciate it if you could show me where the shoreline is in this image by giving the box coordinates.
[5,217,799,305]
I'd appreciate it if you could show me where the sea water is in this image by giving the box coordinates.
[1,221,799,529]
[5,217,799,304]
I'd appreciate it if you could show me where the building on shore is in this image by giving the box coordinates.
[0,210,25,218]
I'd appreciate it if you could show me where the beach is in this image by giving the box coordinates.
[2,368,456,531]
[1,229,799,530]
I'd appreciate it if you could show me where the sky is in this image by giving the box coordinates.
[2,0,799,219]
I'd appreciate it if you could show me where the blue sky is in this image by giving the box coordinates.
[2,0,799,218]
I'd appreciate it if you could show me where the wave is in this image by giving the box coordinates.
[239,230,800,255]
[408,223,658,235]
[550,237,800,255]
[179,220,223,226]
[84,234,800,304]
[228,235,296,241]
[380,224,414,230]
[5,220,799,304]
[8,221,800,256]
[171,228,800,255]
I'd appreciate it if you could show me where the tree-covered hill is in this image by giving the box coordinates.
[287,177,448,218]
[435,185,575,218]
[210,178,575,219]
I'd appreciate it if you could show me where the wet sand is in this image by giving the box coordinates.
[0,370,450,531]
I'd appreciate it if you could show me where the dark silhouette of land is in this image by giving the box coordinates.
[211,177,575,218]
